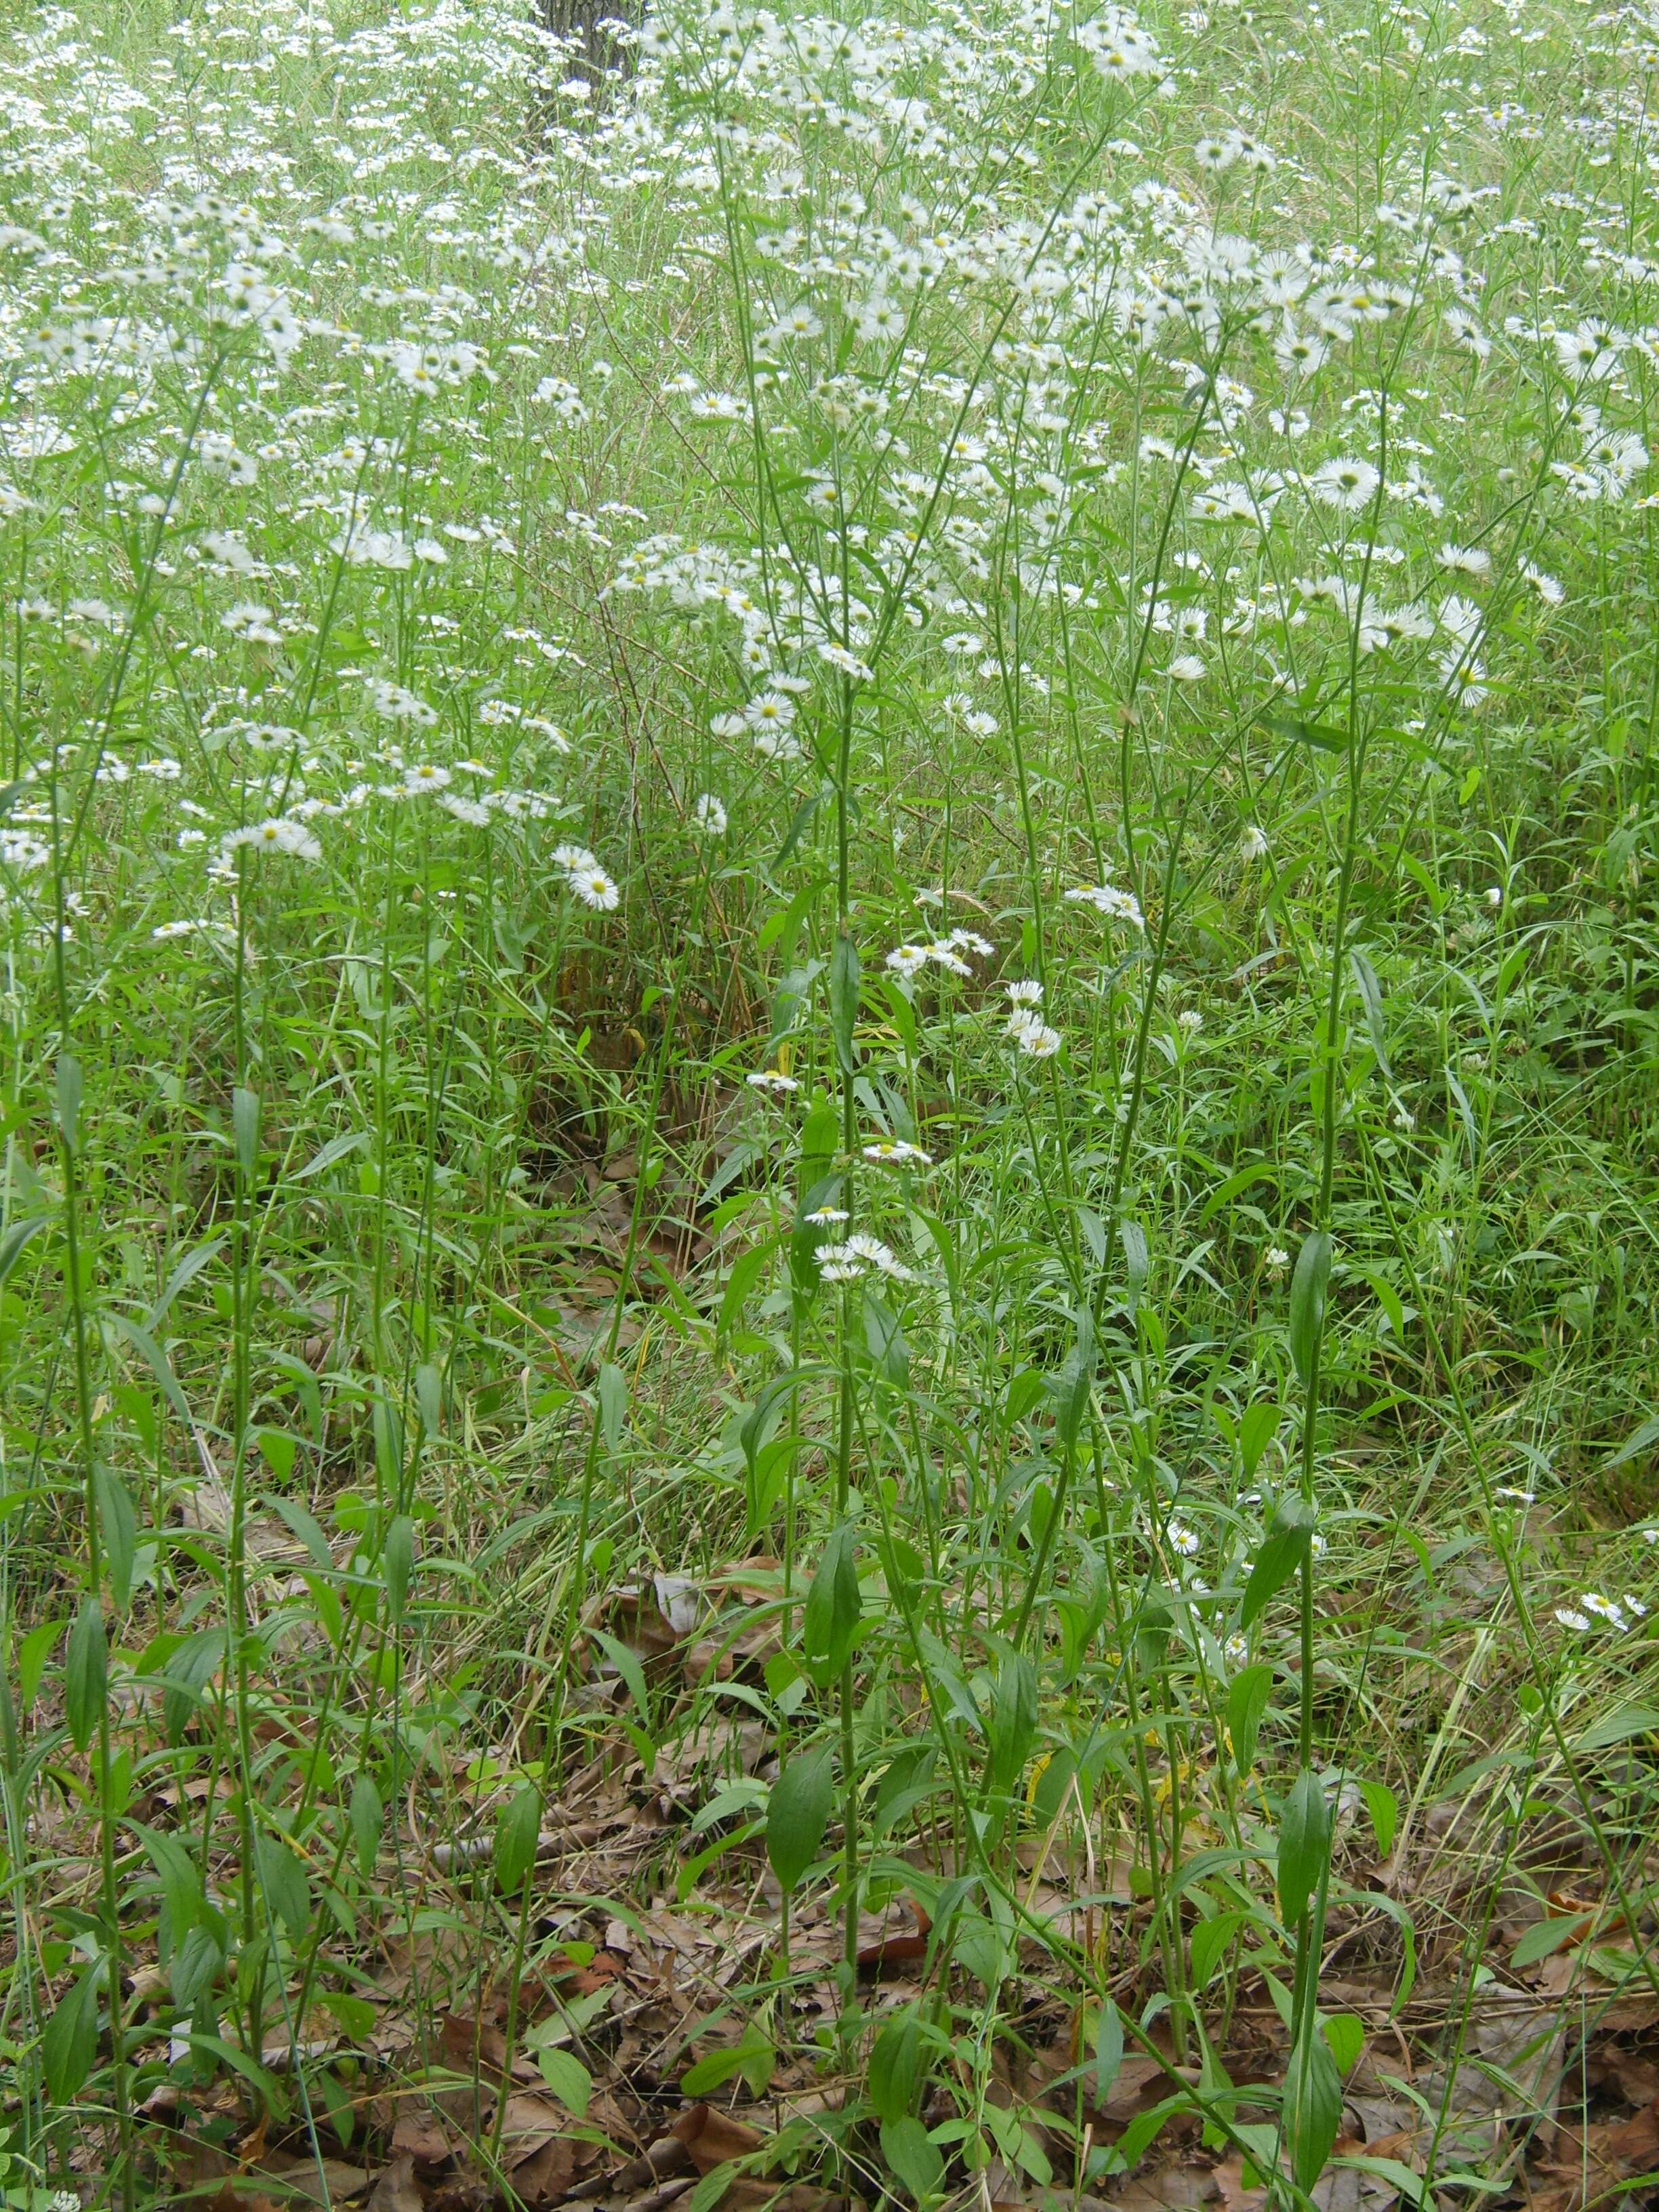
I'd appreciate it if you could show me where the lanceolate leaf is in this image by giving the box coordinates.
[1241,1494,1319,1628]
[766,1742,834,1893]
[802,1519,861,1685]
[829,929,861,1074]
[1289,1229,1332,1389]
[1284,2022,1344,2190]
[64,1598,107,1753]
[1277,1767,1333,1929]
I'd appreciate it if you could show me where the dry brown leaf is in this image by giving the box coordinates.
[390,2108,455,2168]
[670,2104,768,2175]
[1107,2161,1221,2212]
[1532,2096,1659,2212]
[366,2156,426,2212]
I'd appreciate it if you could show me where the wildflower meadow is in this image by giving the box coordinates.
[1,0,1658,2203]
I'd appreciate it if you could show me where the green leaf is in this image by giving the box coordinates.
[881,2116,944,2201]
[1576,1703,1659,1753]
[55,1054,83,1156]
[801,1519,861,1686]
[1288,1229,1332,1389]
[766,1742,834,1894]
[0,1213,48,1289]
[536,2045,593,2115]
[255,1831,310,1941]
[42,1961,102,2105]
[1120,1220,1150,1312]
[110,1313,194,1428]
[233,1086,261,1180]
[291,1130,369,1182]
[64,1598,106,1753]
[1189,1910,1245,1989]
[1239,1400,1281,1482]
[1265,712,1350,754]
[985,1651,1038,1803]
[382,1513,415,1624]
[1359,1778,1398,1858]
[350,1774,383,1875]
[1227,1663,1275,1776]
[1284,2024,1344,2190]
[495,1784,542,1893]
[588,1626,651,1729]
[597,1362,628,1457]
[1092,1996,1126,2104]
[18,1617,64,1713]
[1511,1914,1588,1967]
[1241,1495,1318,1628]
[1322,2013,1366,2075]
[1277,1768,1332,1929]
[94,1465,137,1613]
[829,929,861,1075]
[680,2032,773,2097]
[136,1822,205,1944]
[1349,949,1392,1078]
[862,1288,910,1387]
[1050,1305,1097,1450]
[869,2005,922,2123]
[145,1233,226,1328]
[1605,1414,1659,1470]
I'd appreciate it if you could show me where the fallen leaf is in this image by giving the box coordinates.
[367,2157,426,2212]
[670,2105,767,2175]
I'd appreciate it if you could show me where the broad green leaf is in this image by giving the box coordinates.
[1605,1414,1659,1470]
[350,1774,383,1874]
[1094,1996,1124,2103]
[43,1961,102,2104]
[290,1130,368,1182]
[382,1513,415,1624]
[881,2116,944,2200]
[255,1830,310,1941]
[1227,1662,1275,1776]
[1189,1910,1245,1989]
[869,2005,922,2123]
[1241,1496,1318,1628]
[1050,1305,1097,1450]
[94,1465,136,1612]
[1511,1914,1589,1967]
[537,2045,593,2114]
[146,1233,226,1328]
[55,1054,83,1155]
[495,1783,541,1893]
[0,1214,48,1288]
[1349,948,1391,1078]
[801,1519,861,1685]
[1289,1229,1332,1389]
[766,1741,834,1893]
[1576,1703,1659,1752]
[597,1362,627,1456]
[1284,2024,1344,2190]
[985,1650,1038,1802]
[1322,2013,1365,2075]
[232,1085,261,1179]
[829,929,861,1074]
[1359,1778,1398,1858]
[862,1288,909,1386]
[1277,1767,1332,1929]
[64,1598,107,1753]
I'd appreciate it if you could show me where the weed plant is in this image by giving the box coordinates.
[0,0,1658,2203]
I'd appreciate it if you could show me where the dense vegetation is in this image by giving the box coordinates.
[1,0,1657,2203]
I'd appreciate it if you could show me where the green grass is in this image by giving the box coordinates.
[1,0,1658,2201]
